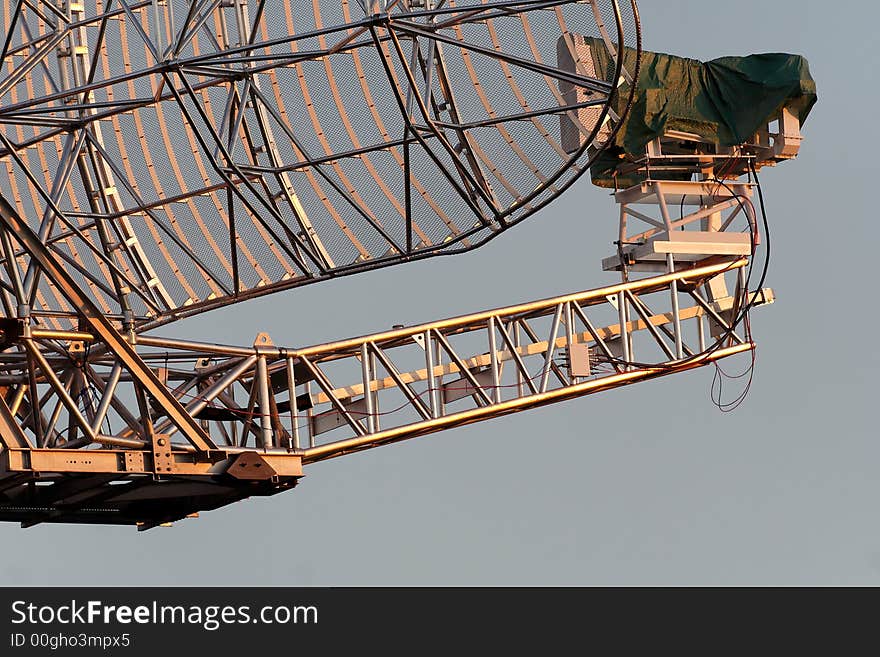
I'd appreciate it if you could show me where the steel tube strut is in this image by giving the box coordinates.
[0,253,765,527]
[0,196,216,452]
[301,343,755,463]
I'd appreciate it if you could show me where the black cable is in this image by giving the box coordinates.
[600,156,772,412]
[602,174,757,371]
[707,159,772,411]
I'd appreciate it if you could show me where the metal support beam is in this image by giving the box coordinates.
[0,197,216,452]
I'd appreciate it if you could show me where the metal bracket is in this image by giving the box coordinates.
[226,452,277,481]
[151,434,174,475]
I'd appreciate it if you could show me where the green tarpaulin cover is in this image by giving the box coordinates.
[583,41,817,187]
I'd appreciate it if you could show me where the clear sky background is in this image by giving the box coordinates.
[2,1,876,586]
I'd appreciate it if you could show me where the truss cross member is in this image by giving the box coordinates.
[0,197,216,453]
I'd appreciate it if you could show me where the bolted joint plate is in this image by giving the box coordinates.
[151,434,174,475]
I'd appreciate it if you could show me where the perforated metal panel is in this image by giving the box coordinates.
[0,0,640,330]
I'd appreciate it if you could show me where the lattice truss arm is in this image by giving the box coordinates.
[262,258,762,464]
[0,258,757,456]
[0,71,770,525]
[0,252,767,527]
[0,0,639,331]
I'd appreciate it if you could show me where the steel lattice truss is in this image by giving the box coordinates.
[0,1,781,530]
[0,255,762,528]
[0,0,639,330]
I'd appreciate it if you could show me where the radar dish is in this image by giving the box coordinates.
[0,0,640,331]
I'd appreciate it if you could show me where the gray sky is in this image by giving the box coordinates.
[3,0,876,586]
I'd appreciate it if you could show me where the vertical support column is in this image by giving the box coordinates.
[667,254,684,360]
[513,321,523,396]
[656,184,683,359]
[305,380,315,448]
[434,332,446,418]
[697,312,706,353]
[369,349,380,432]
[616,203,631,283]
[256,356,272,449]
[361,343,377,434]
[703,200,731,307]
[737,263,749,343]
[286,357,300,450]
[425,330,438,418]
[618,203,628,252]
[564,302,576,380]
[617,292,630,368]
[254,333,274,449]
[488,316,501,404]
